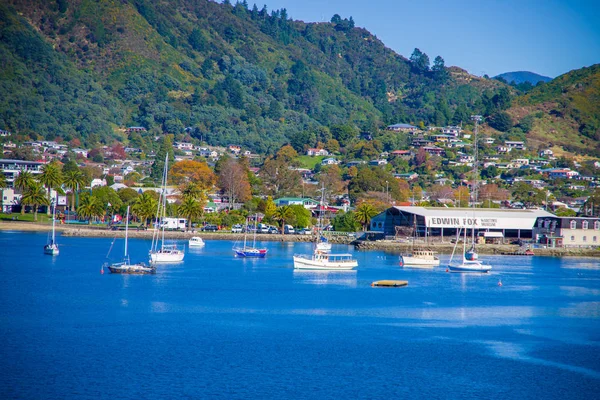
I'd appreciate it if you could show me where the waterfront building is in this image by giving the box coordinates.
[533,216,600,248]
[0,159,45,188]
[369,206,554,240]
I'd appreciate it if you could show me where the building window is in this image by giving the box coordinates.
[570,220,576,229]
[583,236,587,242]
[571,236,575,241]
[594,236,597,242]
[595,221,600,230]
[583,221,589,229]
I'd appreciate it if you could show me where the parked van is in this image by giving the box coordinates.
[160,217,187,231]
[284,225,295,234]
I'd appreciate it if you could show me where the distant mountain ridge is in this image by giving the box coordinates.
[494,71,553,85]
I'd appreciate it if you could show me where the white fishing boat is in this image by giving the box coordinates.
[293,250,358,270]
[43,201,59,256]
[106,206,156,274]
[293,185,357,270]
[149,155,184,264]
[400,215,439,267]
[188,236,205,247]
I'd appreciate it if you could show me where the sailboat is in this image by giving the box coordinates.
[106,206,156,274]
[315,188,332,252]
[400,214,439,267]
[149,155,184,264]
[448,115,491,273]
[43,201,59,256]
[293,186,358,270]
[233,214,267,257]
[448,226,491,273]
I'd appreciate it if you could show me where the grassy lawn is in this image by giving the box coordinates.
[0,213,52,223]
[297,155,325,169]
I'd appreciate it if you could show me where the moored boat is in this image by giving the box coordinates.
[44,201,59,256]
[293,250,358,270]
[188,236,205,247]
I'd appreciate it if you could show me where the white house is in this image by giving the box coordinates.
[321,157,339,165]
[539,149,554,157]
[307,148,329,157]
[505,141,526,150]
[90,178,107,188]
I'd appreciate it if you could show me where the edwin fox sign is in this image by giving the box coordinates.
[426,216,534,230]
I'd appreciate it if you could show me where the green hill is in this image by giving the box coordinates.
[507,64,600,156]
[1,0,594,159]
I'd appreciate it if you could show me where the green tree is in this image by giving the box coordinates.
[63,170,87,211]
[20,182,48,221]
[273,205,294,233]
[77,194,104,224]
[131,191,158,226]
[289,204,311,228]
[38,161,63,215]
[0,173,6,189]
[332,210,361,232]
[151,136,175,181]
[488,112,513,132]
[410,48,430,72]
[354,202,378,231]
[14,170,36,214]
[177,196,204,229]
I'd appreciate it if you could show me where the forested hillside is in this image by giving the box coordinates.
[0,0,510,153]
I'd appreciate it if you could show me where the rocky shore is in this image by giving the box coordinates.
[2,221,599,257]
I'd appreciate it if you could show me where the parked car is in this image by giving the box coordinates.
[268,226,280,234]
[231,224,243,233]
[243,225,257,233]
[284,225,295,234]
[297,228,312,235]
[202,224,218,232]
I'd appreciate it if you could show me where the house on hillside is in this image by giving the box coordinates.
[275,197,320,209]
[306,148,329,157]
[125,127,147,133]
[387,123,418,132]
[505,141,526,150]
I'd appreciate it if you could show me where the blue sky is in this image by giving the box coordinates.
[259,0,600,78]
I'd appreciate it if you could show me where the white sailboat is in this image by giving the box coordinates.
[43,200,59,256]
[293,186,357,270]
[400,214,439,267]
[448,227,491,273]
[448,115,491,273]
[106,206,156,274]
[149,155,184,264]
[233,214,267,257]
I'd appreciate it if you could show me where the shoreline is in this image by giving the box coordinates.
[2,221,599,257]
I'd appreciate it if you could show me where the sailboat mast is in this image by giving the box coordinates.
[252,213,258,247]
[51,201,56,244]
[125,205,130,262]
[160,155,169,251]
[471,115,482,245]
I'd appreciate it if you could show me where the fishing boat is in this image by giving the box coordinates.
[293,185,357,270]
[447,116,491,273]
[149,155,184,264]
[188,236,205,247]
[400,214,439,267]
[43,201,59,256]
[293,250,358,270]
[233,214,267,258]
[106,206,156,274]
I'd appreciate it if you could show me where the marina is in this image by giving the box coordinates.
[1,231,599,399]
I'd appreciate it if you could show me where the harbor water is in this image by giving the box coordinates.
[1,231,599,399]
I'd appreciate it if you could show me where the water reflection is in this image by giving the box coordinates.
[293,269,357,287]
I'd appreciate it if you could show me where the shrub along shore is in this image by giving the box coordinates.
[2,221,599,257]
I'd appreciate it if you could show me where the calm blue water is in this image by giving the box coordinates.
[1,231,599,399]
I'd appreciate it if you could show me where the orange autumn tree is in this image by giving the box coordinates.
[169,160,217,190]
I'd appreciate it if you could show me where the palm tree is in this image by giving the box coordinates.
[179,182,202,200]
[38,162,63,216]
[354,203,378,231]
[63,170,87,212]
[0,173,6,189]
[131,192,158,226]
[273,205,294,235]
[77,195,104,224]
[20,182,48,221]
[14,170,35,215]
[177,196,203,230]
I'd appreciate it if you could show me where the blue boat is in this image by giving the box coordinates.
[233,213,268,258]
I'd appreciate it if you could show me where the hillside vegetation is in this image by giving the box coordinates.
[0,0,597,158]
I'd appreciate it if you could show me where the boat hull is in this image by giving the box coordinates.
[400,255,439,267]
[293,255,358,270]
[448,262,492,273]
[107,264,156,274]
[234,248,267,258]
[149,250,184,263]
[188,238,205,247]
[43,245,59,256]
